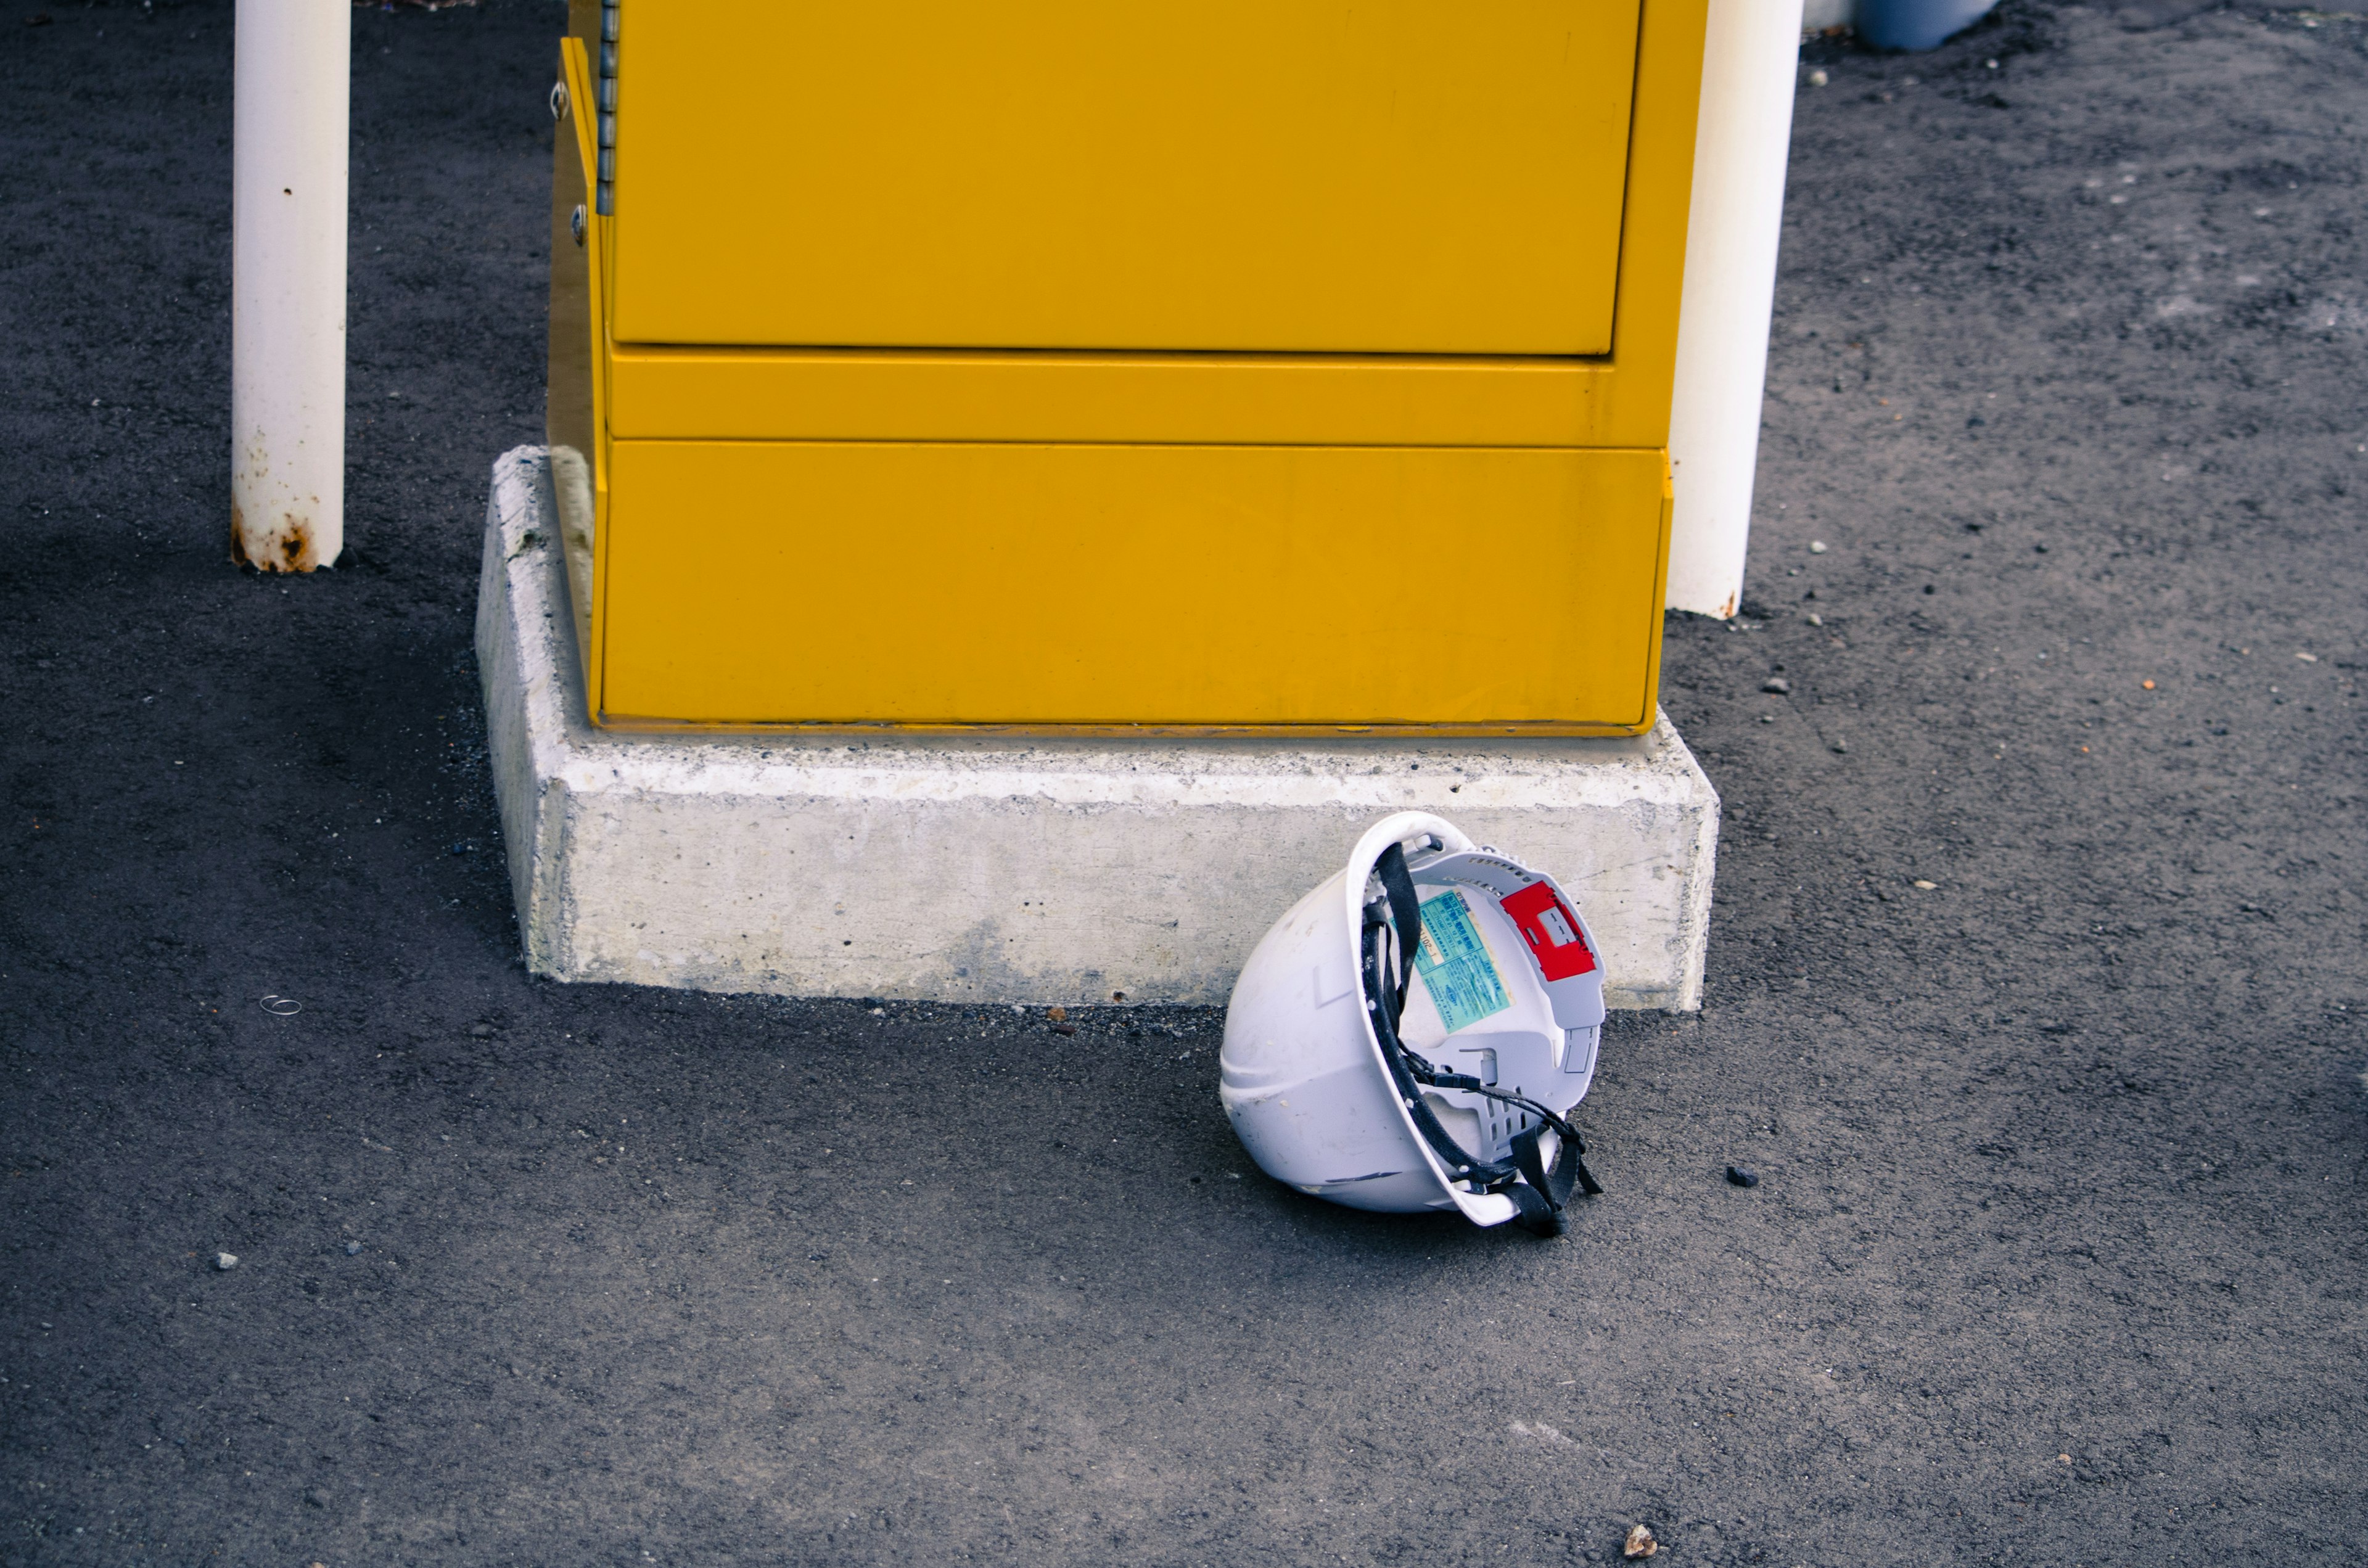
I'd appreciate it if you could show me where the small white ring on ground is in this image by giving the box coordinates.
[260,995,301,1016]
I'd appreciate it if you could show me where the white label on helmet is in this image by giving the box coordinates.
[1536,903,1578,947]
[1412,890,1511,1036]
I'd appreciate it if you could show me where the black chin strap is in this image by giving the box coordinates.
[1375,840,1425,1031]
[1367,842,1601,1238]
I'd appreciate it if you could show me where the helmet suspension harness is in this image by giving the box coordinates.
[1362,840,1604,1238]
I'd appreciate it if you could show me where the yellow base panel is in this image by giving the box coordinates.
[594,441,1671,735]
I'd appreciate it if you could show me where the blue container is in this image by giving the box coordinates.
[1857,0,1997,51]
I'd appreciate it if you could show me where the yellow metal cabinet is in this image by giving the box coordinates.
[549,0,1709,734]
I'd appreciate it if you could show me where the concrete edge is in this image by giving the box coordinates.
[478,446,574,976]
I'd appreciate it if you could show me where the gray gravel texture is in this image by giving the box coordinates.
[2,2,2365,1564]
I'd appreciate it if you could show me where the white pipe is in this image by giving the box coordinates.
[231,0,349,572]
[1666,0,1803,619]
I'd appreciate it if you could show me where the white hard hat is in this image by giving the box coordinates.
[1220,811,1606,1235]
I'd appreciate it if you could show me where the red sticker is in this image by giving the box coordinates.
[1499,881,1596,981]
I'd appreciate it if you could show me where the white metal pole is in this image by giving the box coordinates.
[231,0,350,573]
[1666,0,1803,620]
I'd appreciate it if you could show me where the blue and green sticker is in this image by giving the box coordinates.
[1414,889,1511,1035]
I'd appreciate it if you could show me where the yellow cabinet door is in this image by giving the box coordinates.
[595,440,1671,731]
[607,1,1643,356]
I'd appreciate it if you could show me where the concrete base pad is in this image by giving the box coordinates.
[476,448,1721,1009]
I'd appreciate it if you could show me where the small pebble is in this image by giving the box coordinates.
[1725,1165,1760,1188]
[1806,612,1823,626]
[469,1022,494,1038]
[1830,739,1848,753]
[213,1252,239,1271]
[344,1241,363,1256]
[1047,1006,1069,1023]
[1807,68,1828,86]
[1624,1523,1660,1559]
[1761,676,1791,695]
[1808,540,1828,554]
[1052,1023,1077,1037]
[1914,879,1938,890]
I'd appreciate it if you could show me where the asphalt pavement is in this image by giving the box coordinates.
[2,2,2363,1564]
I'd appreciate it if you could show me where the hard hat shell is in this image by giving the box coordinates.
[1220,812,1606,1228]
